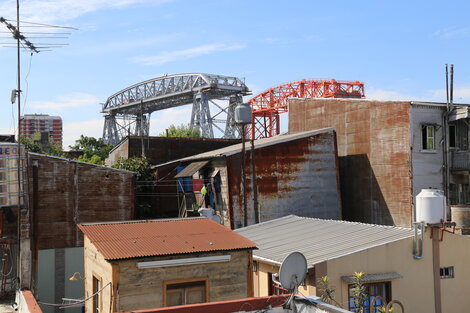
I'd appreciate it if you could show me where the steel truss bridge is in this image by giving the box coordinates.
[248,79,365,139]
[102,73,251,145]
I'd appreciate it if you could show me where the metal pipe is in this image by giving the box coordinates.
[16,0,22,290]
[446,64,449,111]
[432,227,442,313]
[412,222,424,259]
[450,64,454,108]
[241,125,248,227]
[140,100,145,158]
[250,137,259,223]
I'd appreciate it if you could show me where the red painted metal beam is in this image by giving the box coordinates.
[248,79,365,139]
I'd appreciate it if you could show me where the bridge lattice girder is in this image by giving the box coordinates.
[102,73,251,145]
[247,79,365,139]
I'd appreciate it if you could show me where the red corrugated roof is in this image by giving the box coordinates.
[128,295,289,313]
[78,218,256,260]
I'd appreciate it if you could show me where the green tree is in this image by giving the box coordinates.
[69,135,113,165]
[160,124,201,138]
[19,135,65,157]
[19,137,41,153]
[112,156,154,218]
[47,141,66,158]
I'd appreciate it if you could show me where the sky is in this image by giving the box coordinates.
[1,0,470,148]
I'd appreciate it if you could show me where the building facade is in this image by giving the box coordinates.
[236,215,470,313]
[289,98,470,226]
[20,114,62,146]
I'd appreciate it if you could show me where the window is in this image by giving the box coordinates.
[348,282,391,313]
[449,124,456,148]
[164,279,207,307]
[422,125,435,150]
[92,276,101,313]
[440,266,454,279]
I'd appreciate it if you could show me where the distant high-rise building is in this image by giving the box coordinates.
[20,114,62,146]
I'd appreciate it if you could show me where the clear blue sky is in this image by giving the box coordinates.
[1,0,469,148]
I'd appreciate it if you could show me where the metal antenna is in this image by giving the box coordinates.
[1,0,76,290]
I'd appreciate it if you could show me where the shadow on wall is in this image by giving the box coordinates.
[340,154,393,225]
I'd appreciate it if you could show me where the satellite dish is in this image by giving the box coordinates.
[279,252,307,291]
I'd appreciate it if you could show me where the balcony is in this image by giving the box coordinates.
[451,151,470,171]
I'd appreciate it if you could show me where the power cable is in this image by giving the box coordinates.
[22,52,33,115]
[39,282,111,309]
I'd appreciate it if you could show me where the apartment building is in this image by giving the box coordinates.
[20,114,62,146]
[289,98,470,226]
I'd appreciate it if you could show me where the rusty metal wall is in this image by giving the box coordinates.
[27,154,135,249]
[289,98,412,226]
[107,137,240,166]
[227,130,342,229]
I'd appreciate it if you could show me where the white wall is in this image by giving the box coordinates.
[411,105,445,218]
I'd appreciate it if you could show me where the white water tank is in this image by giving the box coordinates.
[415,189,446,224]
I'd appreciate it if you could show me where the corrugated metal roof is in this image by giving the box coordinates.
[78,217,256,260]
[235,215,414,268]
[155,128,335,168]
[174,161,208,178]
[341,272,402,283]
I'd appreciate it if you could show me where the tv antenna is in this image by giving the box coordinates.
[0,0,77,290]
[272,252,307,308]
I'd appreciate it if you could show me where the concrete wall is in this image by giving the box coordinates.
[410,105,445,215]
[254,261,314,298]
[83,245,251,312]
[105,139,129,166]
[227,130,342,229]
[18,290,42,313]
[27,153,135,249]
[83,236,114,313]
[254,229,470,313]
[289,98,412,226]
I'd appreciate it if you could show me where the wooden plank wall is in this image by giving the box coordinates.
[115,250,250,311]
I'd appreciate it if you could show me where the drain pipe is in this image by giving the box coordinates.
[412,222,424,259]
[431,227,442,313]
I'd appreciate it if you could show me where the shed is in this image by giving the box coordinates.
[78,217,257,312]
[153,128,342,228]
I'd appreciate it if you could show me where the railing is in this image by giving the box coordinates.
[271,283,290,295]
[451,151,470,171]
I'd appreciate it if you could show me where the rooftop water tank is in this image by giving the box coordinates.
[415,189,446,224]
[234,103,252,124]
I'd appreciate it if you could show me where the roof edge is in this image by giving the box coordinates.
[79,216,207,227]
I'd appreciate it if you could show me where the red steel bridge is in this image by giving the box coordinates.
[248,79,365,139]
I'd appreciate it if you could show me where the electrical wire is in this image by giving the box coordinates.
[22,52,33,115]
[0,246,14,278]
[39,282,111,309]
[5,19,78,30]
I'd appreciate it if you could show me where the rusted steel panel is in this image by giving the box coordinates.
[227,131,342,229]
[289,98,412,226]
[27,154,135,249]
